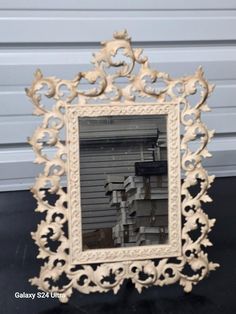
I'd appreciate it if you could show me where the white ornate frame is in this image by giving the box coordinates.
[26,30,219,303]
[68,104,180,265]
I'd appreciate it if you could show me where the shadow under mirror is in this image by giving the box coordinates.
[79,114,169,250]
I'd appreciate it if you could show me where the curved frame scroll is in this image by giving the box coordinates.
[26,30,219,303]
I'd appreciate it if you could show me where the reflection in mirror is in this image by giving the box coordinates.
[79,115,168,250]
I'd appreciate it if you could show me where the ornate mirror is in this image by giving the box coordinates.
[26,30,219,303]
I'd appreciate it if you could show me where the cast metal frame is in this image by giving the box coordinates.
[26,30,219,303]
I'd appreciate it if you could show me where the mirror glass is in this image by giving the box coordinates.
[79,114,168,250]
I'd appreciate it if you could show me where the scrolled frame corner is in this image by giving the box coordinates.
[26,30,219,303]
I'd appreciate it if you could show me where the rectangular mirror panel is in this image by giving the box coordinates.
[79,115,168,250]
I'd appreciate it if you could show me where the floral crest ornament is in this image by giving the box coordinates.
[26,30,219,303]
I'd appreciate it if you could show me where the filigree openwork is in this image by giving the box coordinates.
[26,30,219,303]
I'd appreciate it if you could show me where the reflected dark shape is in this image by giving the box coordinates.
[79,115,169,250]
[135,160,168,176]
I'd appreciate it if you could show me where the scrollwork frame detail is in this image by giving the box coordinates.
[68,103,181,265]
[26,30,219,303]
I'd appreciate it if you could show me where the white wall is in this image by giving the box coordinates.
[0,1,236,191]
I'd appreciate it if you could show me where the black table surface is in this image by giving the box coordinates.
[0,177,235,314]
